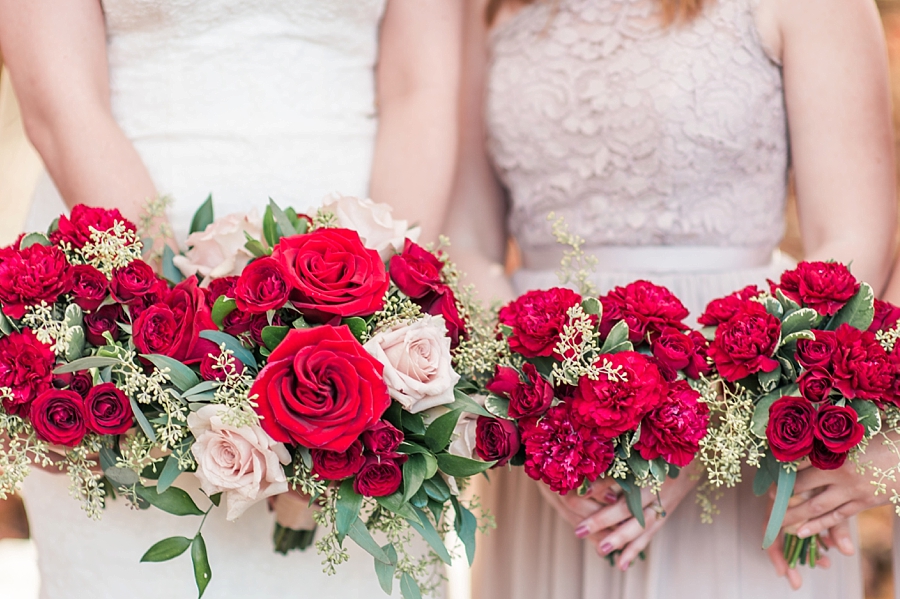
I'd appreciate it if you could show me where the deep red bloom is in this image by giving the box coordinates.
[311,441,367,480]
[486,364,554,419]
[770,261,859,316]
[30,389,87,446]
[831,324,896,404]
[634,380,709,467]
[361,421,404,455]
[84,383,133,435]
[133,278,217,362]
[698,285,762,327]
[499,288,582,359]
[798,367,833,404]
[389,239,445,300]
[205,276,238,310]
[796,330,837,370]
[69,264,109,312]
[353,455,406,497]
[652,327,711,381]
[766,396,816,462]
[814,404,864,453]
[475,417,520,467]
[50,205,137,249]
[707,302,780,382]
[870,299,900,334]
[233,257,291,313]
[809,440,848,470]
[109,260,160,304]
[599,280,689,342]
[83,304,124,346]
[0,243,72,319]
[0,329,56,417]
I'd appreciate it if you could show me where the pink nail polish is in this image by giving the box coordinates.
[575,525,590,539]
[604,490,618,503]
[620,560,631,571]
[599,542,613,555]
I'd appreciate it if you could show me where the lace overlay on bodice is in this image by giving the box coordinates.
[487,0,788,253]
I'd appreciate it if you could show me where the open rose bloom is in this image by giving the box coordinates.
[699,261,900,569]
[491,281,711,526]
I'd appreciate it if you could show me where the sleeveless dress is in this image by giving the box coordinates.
[471,0,864,598]
[18,2,438,598]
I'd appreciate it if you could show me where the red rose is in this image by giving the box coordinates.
[199,348,245,382]
[652,327,709,381]
[83,305,123,346]
[418,287,467,348]
[809,440,848,470]
[475,417,520,467]
[125,279,170,321]
[814,404,864,453]
[109,260,160,304]
[599,280,689,342]
[223,309,254,339]
[798,367,833,403]
[0,329,56,417]
[0,243,72,319]
[499,288,582,359]
[771,261,859,316]
[796,330,837,369]
[361,421,404,455]
[133,278,217,362]
[70,264,109,312]
[634,380,709,467]
[521,405,614,494]
[831,324,895,403]
[251,326,390,451]
[707,302,780,382]
[53,371,93,399]
[389,239,445,300]
[766,396,816,462]
[870,299,900,334]
[233,257,291,314]
[486,364,553,419]
[84,383,132,435]
[205,276,238,310]
[698,286,762,327]
[311,441,366,480]
[354,455,405,497]
[30,389,87,446]
[50,205,137,249]
[272,228,388,322]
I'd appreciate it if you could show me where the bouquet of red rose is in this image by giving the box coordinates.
[698,261,893,568]
[0,197,495,598]
[483,280,711,529]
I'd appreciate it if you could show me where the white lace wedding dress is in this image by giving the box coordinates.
[19,1,422,598]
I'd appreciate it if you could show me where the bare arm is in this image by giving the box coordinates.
[370,0,462,244]
[0,0,157,226]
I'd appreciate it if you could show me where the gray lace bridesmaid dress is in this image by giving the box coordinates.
[472,0,863,597]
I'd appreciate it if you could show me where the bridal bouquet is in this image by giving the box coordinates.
[0,197,496,598]
[697,261,898,568]
[484,280,711,526]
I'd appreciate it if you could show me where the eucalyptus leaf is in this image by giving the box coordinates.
[141,354,200,391]
[199,330,258,370]
[157,455,184,494]
[263,205,279,247]
[348,518,393,564]
[54,356,120,374]
[407,507,452,565]
[435,454,494,477]
[649,458,668,482]
[626,454,651,480]
[190,195,215,235]
[130,398,157,442]
[374,543,398,595]
[135,484,205,516]
[162,245,185,285]
[182,381,220,398]
[0,310,13,335]
[617,474,645,527]
[752,453,776,497]
[191,533,212,597]
[141,536,192,562]
[336,479,363,543]
[400,572,422,599]
[104,465,140,487]
[699,326,717,342]
[269,199,299,238]
[763,466,796,549]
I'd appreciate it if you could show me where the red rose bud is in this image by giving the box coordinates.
[652,327,694,380]
[698,286,762,327]
[831,324,895,403]
[599,280,689,342]
[199,349,245,382]
[205,276,238,310]
[233,257,291,314]
[30,389,87,446]
[419,287,467,348]
[475,416,520,466]
[224,309,254,339]
[133,278,217,362]
[707,302,780,382]
[809,440,848,470]
[796,331,837,369]
[53,371,93,399]
[311,441,367,480]
[49,205,137,249]
[0,329,56,417]
[69,264,109,312]
[814,404,864,453]
[361,421,404,455]
[499,287,582,359]
[684,330,713,379]
[84,383,132,435]
[485,365,520,397]
[798,367,833,404]
[488,363,553,419]
[249,312,285,347]
[272,228,388,322]
[634,380,709,468]
[0,243,73,319]
[766,396,816,462]
[251,326,390,452]
[389,239,446,300]
[870,299,900,334]
[353,455,405,497]
[771,261,859,316]
[110,260,159,303]
[83,304,123,346]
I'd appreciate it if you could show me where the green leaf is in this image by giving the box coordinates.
[141,536,192,562]
[210,296,236,328]
[130,398,158,443]
[376,492,422,522]
[64,326,85,362]
[849,399,881,437]
[435,453,494,477]
[157,455,184,494]
[763,465,797,549]
[776,288,801,313]
[269,199,299,239]
[336,479,363,543]
[261,325,290,352]
[0,309,14,335]
[699,325,717,342]
[104,459,140,487]
[453,498,478,566]
[422,452,438,480]
[263,205,279,248]
[649,458,668,482]
[191,534,212,597]
[182,381,220,397]
[244,236,268,258]
[135,484,205,516]
[342,317,368,342]
[141,354,200,391]
[287,208,309,234]
[190,195,215,235]
[617,474,645,527]
[484,396,510,420]
[401,411,426,435]
[752,454,777,497]
[828,282,875,332]
[626,453,651,480]
[374,543,398,594]
[581,297,602,316]
[600,320,632,354]
[762,296,783,319]
[403,454,429,503]
[208,493,222,507]
[407,507,452,565]
[781,330,816,346]
[19,232,50,248]
[162,245,185,285]
[423,477,451,503]
[53,356,120,374]
[400,572,422,599]
[751,384,798,438]
[757,364,782,393]
[199,330,258,370]
[64,303,83,328]
[448,389,492,418]
[348,517,393,564]
[292,315,311,329]
[780,308,818,338]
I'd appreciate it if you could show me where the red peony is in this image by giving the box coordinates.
[354,455,406,497]
[0,329,56,417]
[251,326,390,452]
[521,405,614,494]
[486,364,553,419]
[707,302,780,382]
[83,304,124,346]
[814,404,864,453]
[766,396,816,462]
[133,278,217,362]
[798,367,833,403]
[831,324,895,404]
[634,380,709,467]
[498,287,582,359]
[273,228,388,322]
[361,421,404,455]
[771,261,859,316]
[311,441,367,480]
[571,351,667,438]
[796,330,837,370]
[233,257,291,314]
[84,383,133,435]
[50,205,137,249]
[475,417,520,467]
[69,264,109,312]
[30,389,87,446]
[599,280,689,343]
[698,285,762,327]
[0,243,72,319]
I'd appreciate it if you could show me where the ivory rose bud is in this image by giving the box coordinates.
[363,316,460,414]
[173,211,263,282]
[188,405,291,521]
[441,395,487,460]
[320,195,416,259]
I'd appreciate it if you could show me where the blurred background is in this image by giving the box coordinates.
[4,3,900,598]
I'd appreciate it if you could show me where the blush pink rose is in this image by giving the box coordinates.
[173,211,263,283]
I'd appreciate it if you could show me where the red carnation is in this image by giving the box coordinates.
[599,280,689,343]
[652,327,711,381]
[0,330,56,417]
[831,324,895,404]
[499,288,582,359]
[0,243,72,319]
[50,205,137,249]
[770,261,859,316]
[698,285,762,327]
[634,380,709,467]
[707,302,780,382]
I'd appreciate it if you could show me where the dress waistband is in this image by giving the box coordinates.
[519,245,777,274]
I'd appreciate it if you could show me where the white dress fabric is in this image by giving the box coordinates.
[472,0,863,598]
[19,2,437,598]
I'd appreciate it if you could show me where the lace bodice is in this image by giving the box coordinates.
[487,0,788,253]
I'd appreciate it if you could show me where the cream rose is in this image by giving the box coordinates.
[447,395,486,460]
[173,211,263,283]
[363,316,460,414]
[188,405,291,521]
[320,194,418,259]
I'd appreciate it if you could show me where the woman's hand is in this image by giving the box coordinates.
[537,478,620,546]
[765,519,852,590]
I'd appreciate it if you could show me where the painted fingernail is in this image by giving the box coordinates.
[604,490,618,503]
[797,528,810,539]
[839,537,854,555]
[575,525,590,539]
[599,542,613,555]
[620,560,631,571]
